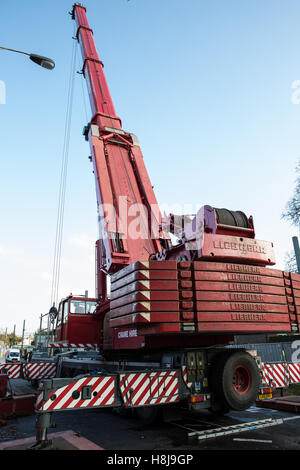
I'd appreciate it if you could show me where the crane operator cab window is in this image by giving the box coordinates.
[70,300,98,315]
[56,301,69,327]
[56,303,63,328]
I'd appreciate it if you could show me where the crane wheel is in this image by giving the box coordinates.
[209,400,230,416]
[210,351,260,411]
[135,406,160,425]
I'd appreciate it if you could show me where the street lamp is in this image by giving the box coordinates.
[0,45,55,70]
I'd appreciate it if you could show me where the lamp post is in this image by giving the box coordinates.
[292,236,300,274]
[0,45,55,70]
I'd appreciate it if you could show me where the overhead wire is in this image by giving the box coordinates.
[50,32,77,311]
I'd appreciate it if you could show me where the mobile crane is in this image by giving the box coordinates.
[35,4,300,432]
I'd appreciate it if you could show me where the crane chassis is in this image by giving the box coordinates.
[30,3,300,444]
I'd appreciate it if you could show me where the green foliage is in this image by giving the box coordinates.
[288,384,300,396]
[0,330,21,346]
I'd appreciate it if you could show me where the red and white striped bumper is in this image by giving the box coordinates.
[0,363,21,378]
[23,362,56,380]
[288,362,300,384]
[48,343,98,349]
[120,370,179,407]
[262,362,300,388]
[0,362,57,380]
[36,375,116,412]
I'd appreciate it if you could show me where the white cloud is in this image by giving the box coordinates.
[68,233,95,250]
[40,271,52,281]
[0,244,7,256]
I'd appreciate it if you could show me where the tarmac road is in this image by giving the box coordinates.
[1,401,300,451]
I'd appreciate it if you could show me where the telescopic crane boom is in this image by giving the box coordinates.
[72,3,167,300]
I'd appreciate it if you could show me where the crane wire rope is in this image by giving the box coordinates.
[78,49,89,124]
[50,34,77,312]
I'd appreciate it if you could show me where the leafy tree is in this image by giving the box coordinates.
[7,333,22,347]
[0,331,8,346]
[0,330,21,347]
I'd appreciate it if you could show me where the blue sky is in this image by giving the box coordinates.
[0,0,299,335]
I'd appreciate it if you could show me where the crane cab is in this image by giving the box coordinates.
[54,295,100,347]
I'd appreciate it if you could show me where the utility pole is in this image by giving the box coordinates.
[292,236,300,274]
[39,314,43,348]
[21,320,26,351]
[12,325,16,347]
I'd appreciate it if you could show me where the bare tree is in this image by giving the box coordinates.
[282,162,300,226]
[284,250,298,273]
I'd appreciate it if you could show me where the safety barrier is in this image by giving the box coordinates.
[0,363,21,379]
[0,362,57,380]
[262,362,300,388]
[1,361,300,390]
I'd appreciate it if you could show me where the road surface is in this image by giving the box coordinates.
[1,400,300,451]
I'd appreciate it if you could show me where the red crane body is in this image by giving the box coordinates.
[54,4,300,353]
[73,4,165,293]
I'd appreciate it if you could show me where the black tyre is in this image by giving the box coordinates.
[135,406,160,425]
[211,351,261,411]
[115,407,134,419]
[209,399,230,416]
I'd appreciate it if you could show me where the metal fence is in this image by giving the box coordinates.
[227,342,297,363]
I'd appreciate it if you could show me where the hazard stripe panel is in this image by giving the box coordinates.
[262,363,291,388]
[48,343,98,349]
[120,370,179,407]
[0,363,21,378]
[181,366,192,390]
[288,363,300,383]
[23,362,56,380]
[36,376,116,411]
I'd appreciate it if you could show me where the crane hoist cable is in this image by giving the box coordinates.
[50,34,77,310]
[78,50,89,125]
